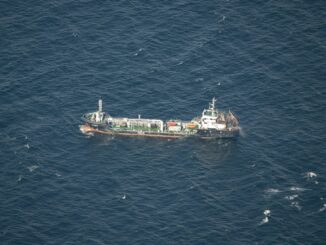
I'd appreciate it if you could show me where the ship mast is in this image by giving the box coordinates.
[98,97,103,112]
[209,97,216,110]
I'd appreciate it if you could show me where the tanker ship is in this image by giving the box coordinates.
[80,98,239,139]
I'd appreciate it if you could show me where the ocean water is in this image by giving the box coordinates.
[1,0,326,244]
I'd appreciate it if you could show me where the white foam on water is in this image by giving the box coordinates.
[134,48,143,56]
[265,188,281,194]
[291,201,302,211]
[264,209,271,216]
[305,171,317,178]
[55,173,61,177]
[318,204,326,212]
[122,194,126,200]
[259,216,269,225]
[239,126,246,138]
[85,133,94,138]
[285,194,298,200]
[17,175,22,182]
[27,165,39,172]
[218,15,226,23]
[289,187,306,192]
[24,144,30,149]
[259,209,271,225]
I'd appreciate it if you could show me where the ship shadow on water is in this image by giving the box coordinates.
[188,138,238,169]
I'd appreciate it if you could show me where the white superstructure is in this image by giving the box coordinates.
[200,98,226,130]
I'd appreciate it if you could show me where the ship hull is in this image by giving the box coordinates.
[80,124,238,139]
[196,128,239,139]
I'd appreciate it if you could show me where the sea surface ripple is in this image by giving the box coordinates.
[1,0,325,244]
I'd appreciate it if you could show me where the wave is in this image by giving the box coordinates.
[17,175,22,182]
[265,188,281,194]
[291,201,302,211]
[259,216,269,225]
[27,165,39,172]
[259,209,271,225]
[304,171,317,179]
[289,187,307,192]
[319,204,326,212]
[285,194,298,200]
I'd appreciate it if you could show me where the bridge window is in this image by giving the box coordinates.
[204,111,212,116]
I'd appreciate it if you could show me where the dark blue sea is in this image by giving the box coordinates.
[1,0,326,244]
